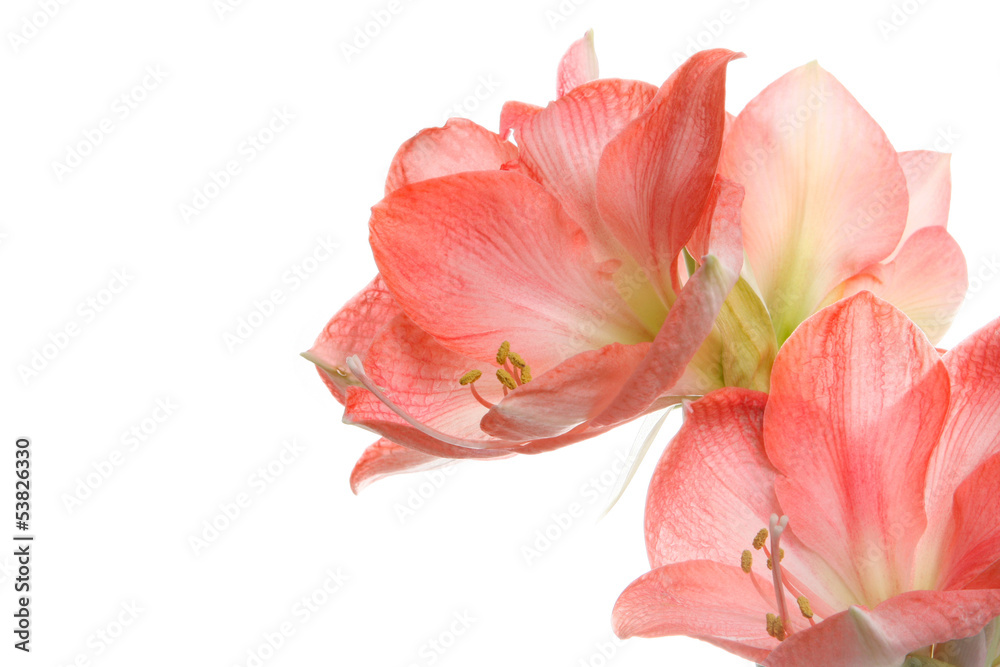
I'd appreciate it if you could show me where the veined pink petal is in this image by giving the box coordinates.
[479,342,650,440]
[895,150,952,253]
[596,49,742,299]
[719,63,909,343]
[919,315,1000,584]
[942,451,1000,590]
[504,78,657,262]
[645,389,773,568]
[384,118,517,194]
[613,560,777,663]
[370,171,650,372]
[829,226,967,344]
[305,274,401,403]
[686,175,747,276]
[350,438,452,494]
[499,100,542,140]
[765,292,950,606]
[764,590,1000,667]
[643,388,847,616]
[342,315,517,458]
[555,29,600,97]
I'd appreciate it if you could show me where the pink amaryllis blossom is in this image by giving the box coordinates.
[718,61,967,348]
[613,291,1000,666]
[304,34,746,491]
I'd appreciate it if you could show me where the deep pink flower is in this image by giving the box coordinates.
[613,292,1000,666]
[305,35,745,491]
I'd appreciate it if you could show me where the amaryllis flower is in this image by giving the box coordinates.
[304,34,746,491]
[717,62,967,348]
[613,292,1000,666]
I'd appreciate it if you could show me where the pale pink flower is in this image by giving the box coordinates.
[719,62,967,347]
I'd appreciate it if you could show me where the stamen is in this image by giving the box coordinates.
[344,355,524,450]
[753,529,768,550]
[496,341,510,365]
[496,368,517,391]
[508,352,526,369]
[520,365,532,384]
[796,596,813,619]
[468,383,495,410]
[459,370,482,385]
[741,550,753,574]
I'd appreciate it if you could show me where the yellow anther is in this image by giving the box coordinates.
[765,613,786,641]
[740,550,753,573]
[459,370,483,385]
[753,529,768,550]
[496,369,517,390]
[767,557,773,571]
[496,341,510,365]
[520,365,532,384]
[797,596,813,619]
[508,351,526,369]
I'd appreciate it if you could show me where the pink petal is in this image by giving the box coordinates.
[942,451,1000,590]
[613,560,777,663]
[342,314,517,459]
[384,118,518,194]
[349,438,451,494]
[370,170,650,372]
[895,150,952,253]
[765,292,951,606]
[499,100,542,140]
[592,190,744,427]
[643,388,846,615]
[509,396,680,455]
[719,63,909,343]
[479,342,650,440]
[305,274,401,403]
[644,389,773,568]
[829,226,967,344]
[920,315,1000,583]
[685,175,747,277]
[764,590,1000,667]
[596,49,742,299]
[503,78,657,262]
[555,29,600,98]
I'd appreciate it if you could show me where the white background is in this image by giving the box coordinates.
[3,0,999,665]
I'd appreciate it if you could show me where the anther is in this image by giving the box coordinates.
[765,613,786,641]
[496,369,517,390]
[496,341,510,365]
[508,352,526,369]
[753,529,768,550]
[741,550,753,574]
[459,370,483,385]
[796,596,813,619]
[520,365,532,384]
